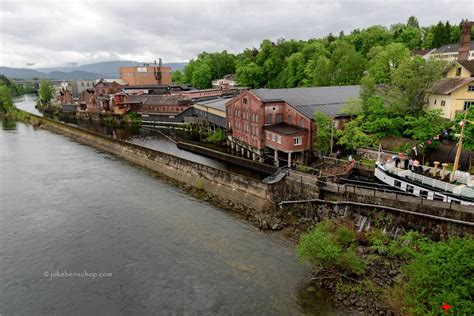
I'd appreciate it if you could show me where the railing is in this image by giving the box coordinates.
[383,164,474,199]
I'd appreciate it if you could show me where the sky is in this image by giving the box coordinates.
[0,0,473,68]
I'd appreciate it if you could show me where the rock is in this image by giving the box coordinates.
[393,274,404,284]
[271,223,279,230]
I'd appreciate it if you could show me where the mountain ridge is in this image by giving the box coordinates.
[0,60,187,80]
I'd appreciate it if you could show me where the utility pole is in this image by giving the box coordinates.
[450,109,468,182]
[330,120,334,155]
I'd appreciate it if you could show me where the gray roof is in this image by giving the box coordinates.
[196,97,232,112]
[432,43,474,54]
[252,86,360,119]
[264,123,306,135]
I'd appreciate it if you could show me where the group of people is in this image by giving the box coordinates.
[392,153,422,173]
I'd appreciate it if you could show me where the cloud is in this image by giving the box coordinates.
[0,0,472,68]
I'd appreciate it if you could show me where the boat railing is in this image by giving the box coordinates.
[383,164,474,199]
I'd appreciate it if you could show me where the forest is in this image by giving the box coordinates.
[172,17,472,89]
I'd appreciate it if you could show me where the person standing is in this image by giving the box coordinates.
[404,157,409,170]
[408,158,414,171]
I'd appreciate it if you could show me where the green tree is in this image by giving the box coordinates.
[236,62,264,88]
[171,70,184,84]
[453,107,474,150]
[386,57,448,114]
[0,83,14,113]
[284,52,307,87]
[330,41,367,85]
[367,43,410,84]
[407,16,420,29]
[39,80,52,104]
[191,63,213,89]
[314,111,332,155]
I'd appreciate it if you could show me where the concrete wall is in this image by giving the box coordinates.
[30,114,272,212]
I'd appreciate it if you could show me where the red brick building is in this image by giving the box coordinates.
[225,86,360,166]
[113,94,192,115]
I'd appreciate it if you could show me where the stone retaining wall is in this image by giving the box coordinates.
[31,114,272,212]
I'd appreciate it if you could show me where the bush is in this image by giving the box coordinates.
[400,237,474,315]
[297,220,366,275]
[207,128,226,143]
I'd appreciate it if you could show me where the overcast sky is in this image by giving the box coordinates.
[0,0,473,68]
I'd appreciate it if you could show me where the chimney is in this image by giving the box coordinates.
[458,21,473,61]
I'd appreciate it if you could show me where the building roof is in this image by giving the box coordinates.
[430,77,474,95]
[252,85,360,119]
[264,123,307,135]
[123,84,192,90]
[96,78,127,85]
[195,97,232,112]
[411,48,434,56]
[126,94,192,106]
[458,60,474,73]
[431,43,474,54]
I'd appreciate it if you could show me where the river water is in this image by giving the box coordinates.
[0,100,348,314]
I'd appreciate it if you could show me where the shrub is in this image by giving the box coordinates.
[400,237,474,315]
[297,220,366,275]
[207,128,226,143]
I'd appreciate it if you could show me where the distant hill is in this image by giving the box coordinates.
[0,67,48,79]
[48,70,106,80]
[37,60,188,78]
[1,60,188,80]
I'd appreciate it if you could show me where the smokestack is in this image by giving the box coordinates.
[458,21,473,61]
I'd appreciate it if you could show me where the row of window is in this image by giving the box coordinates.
[265,132,303,146]
[231,109,260,122]
[266,113,305,127]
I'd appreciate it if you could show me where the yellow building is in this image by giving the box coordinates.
[427,60,474,120]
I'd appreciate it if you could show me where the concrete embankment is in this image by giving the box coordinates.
[28,113,274,212]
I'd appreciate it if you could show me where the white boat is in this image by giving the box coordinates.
[375,162,474,206]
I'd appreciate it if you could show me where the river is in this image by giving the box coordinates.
[0,100,349,314]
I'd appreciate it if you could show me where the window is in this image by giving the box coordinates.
[255,114,259,122]
[456,67,462,76]
[276,114,282,123]
[266,131,271,140]
[300,118,305,128]
[243,98,248,105]
[434,99,437,105]
[276,135,282,144]
[272,134,277,142]
[287,115,292,124]
[441,100,446,107]
[468,85,474,92]
[293,136,302,145]
[394,180,401,188]
[81,82,85,87]
[407,185,414,193]
[266,114,273,124]
[251,113,255,122]
[464,101,474,111]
